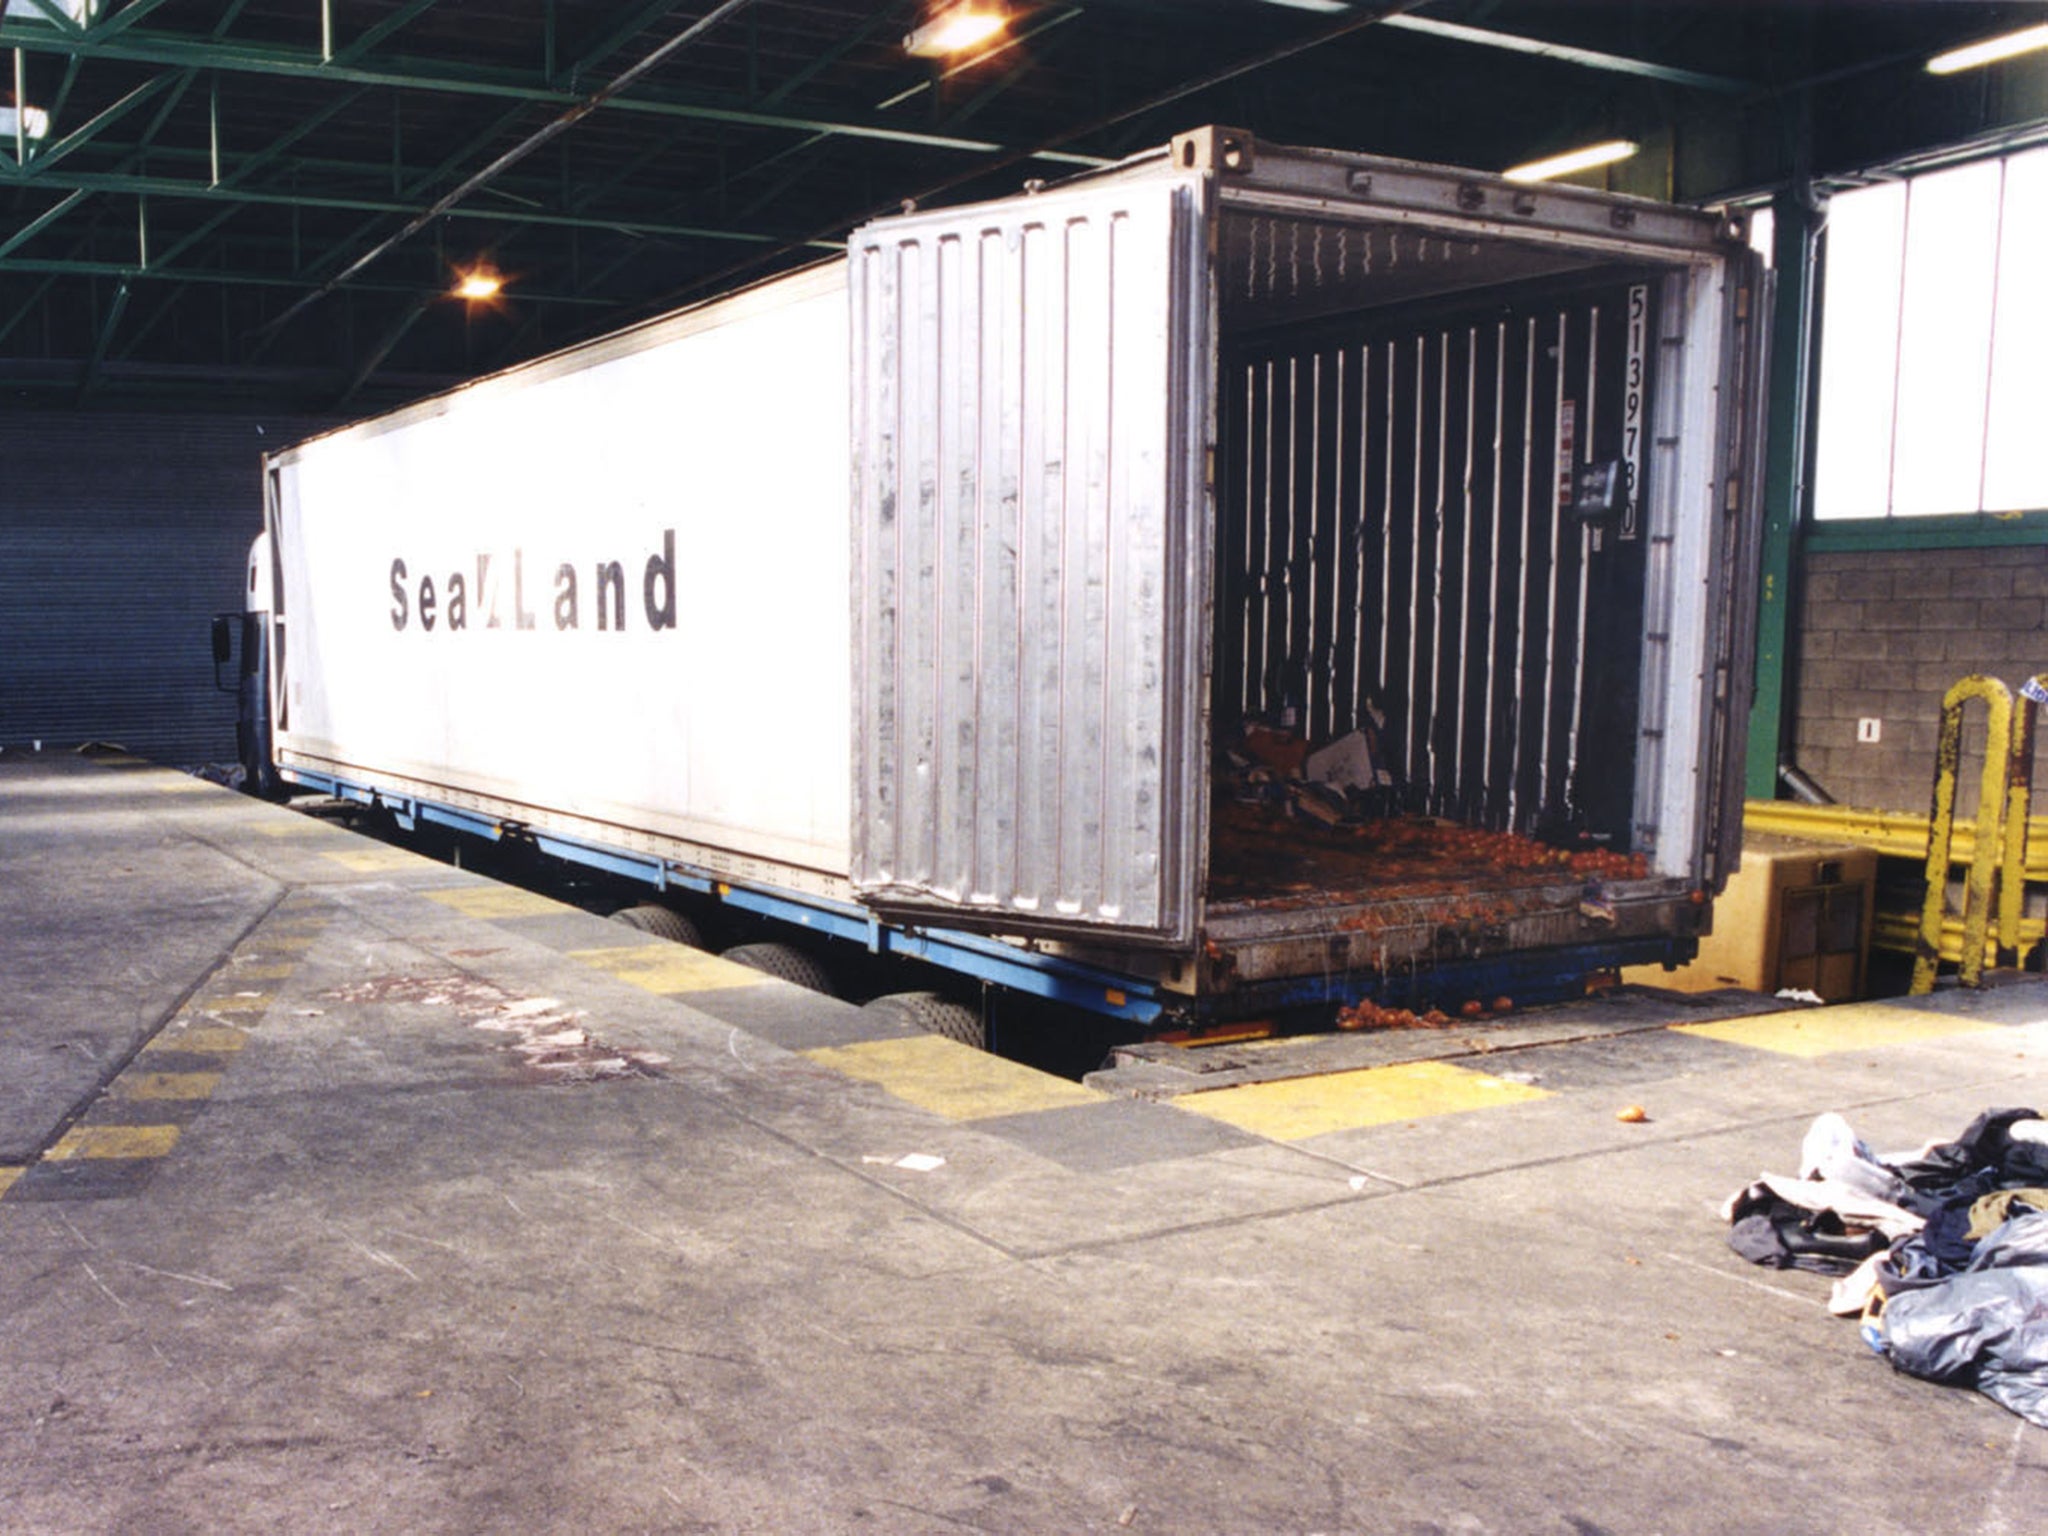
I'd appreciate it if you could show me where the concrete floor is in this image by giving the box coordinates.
[6,750,2048,1534]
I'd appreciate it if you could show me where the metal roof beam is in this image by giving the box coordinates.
[1375,14,1751,93]
[21,68,175,173]
[11,0,81,33]
[0,271,58,346]
[123,58,191,155]
[258,0,764,338]
[755,0,916,109]
[564,0,691,87]
[0,254,618,301]
[0,24,1026,154]
[139,90,369,272]
[330,0,444,67]
[76,274,130,404]
[0,168,826,247]
[86,0,183,45]
[0,184,87,259]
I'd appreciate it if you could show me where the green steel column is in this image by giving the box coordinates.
[1744,185,1823,801]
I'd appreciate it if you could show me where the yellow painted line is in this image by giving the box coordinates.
[805,1034,1106,1121]
[1177,1060,1551,1141]
[1674,1002,1999,1059]
[112,1071,223,1102]
[569,944,770,994]
[230,963,296,982]
[0,1166,22,1198]
[94,753,146,766]
[199,991,275,1016]
[322,847,429,873]
[142,1025,247,1054]
[45,1124,180,1161]
[424,885,569,919]
[250,934,317,952]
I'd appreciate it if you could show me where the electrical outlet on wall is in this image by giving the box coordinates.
[1857,717,1882,744]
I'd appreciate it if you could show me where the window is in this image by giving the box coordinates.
[1811,146,2048,519]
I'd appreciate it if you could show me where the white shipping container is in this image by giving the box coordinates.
[254,129,1769,1027]
[270,264,854,887]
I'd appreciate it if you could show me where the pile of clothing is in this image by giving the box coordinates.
[1725,1108,2048,1427]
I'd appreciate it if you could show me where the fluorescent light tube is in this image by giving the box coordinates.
[1503,139,1639,183]
[1927,22,2048,75]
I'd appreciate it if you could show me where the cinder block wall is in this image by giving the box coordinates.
[1791,544,2048,814]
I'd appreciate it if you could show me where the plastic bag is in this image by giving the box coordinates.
[1881,1211,2048,1427]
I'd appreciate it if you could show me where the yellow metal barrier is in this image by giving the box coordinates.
[1998,675,2048,959]
[1912,677,2014,992]
[1873,909,2048,968]
[1741,801,2048,879]
[1744,671,2048,990]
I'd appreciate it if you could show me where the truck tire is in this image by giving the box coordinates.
[862,991,985,1050]
[610,904,703,948]
[721,942,836,996]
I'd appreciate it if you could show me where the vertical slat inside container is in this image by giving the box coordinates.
[1212,210,1659,905]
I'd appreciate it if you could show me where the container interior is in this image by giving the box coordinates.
[1207,206,1678,911]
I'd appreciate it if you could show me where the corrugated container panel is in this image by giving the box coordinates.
[0,411,331,766]
[850,174,1207,944]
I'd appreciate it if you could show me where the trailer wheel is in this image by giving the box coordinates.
[609,904,703,948]
[721,942,836,996]
[861,991,985,1050]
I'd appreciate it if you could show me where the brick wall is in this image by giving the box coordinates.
[1791,544,2048,814]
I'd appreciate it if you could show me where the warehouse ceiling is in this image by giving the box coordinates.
[2,0,2044,413]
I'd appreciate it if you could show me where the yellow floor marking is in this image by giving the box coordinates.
[1177,1059,1550,1141]
[424,885,569,919]
[45,1124,180,1161]
[142,1025,246,1054]
[805,1034,1105,1121]
[112,1071,223,1102]
[255,821,330,837]
[199,991,275,1015]
[94,754,146,766]
[1674,1003,1999,1059]
[322,847,428,873]
[250,934,316,953]
[230,963,296,982]
[0,1166,22,1198]
[569,944,770,994]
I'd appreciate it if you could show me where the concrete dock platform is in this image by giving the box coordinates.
[6,751,2048,1534]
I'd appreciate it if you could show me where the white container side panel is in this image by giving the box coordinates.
[271,269,853,877]
[849,175,1206,943]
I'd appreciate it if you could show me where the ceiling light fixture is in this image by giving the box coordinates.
[1926,22,2048,75]
[1503,139,1639,183]
[904,3,1006,58]
[454,269,503,301]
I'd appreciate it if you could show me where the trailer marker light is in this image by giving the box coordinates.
[904,3,1005,57]
[1927,23,2048,75]
[1502,140,1638,183]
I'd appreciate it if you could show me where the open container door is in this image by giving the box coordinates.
[849,165,1212,947]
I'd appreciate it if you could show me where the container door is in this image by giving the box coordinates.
[849,172,1210,946]
[1697,251,1773,890]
